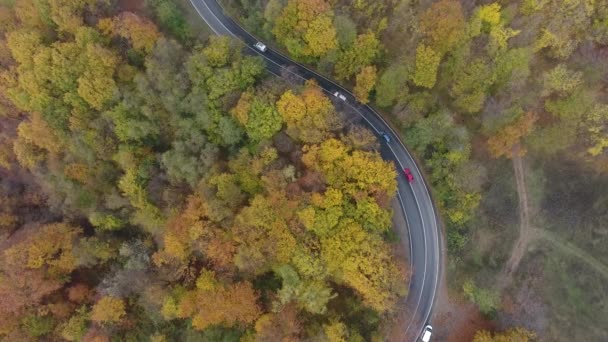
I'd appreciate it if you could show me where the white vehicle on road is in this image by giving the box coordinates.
[421,325,433,342]
[333,91,347,101]
[253,41,267,52]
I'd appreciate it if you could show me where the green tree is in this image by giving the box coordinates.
[334,32,380,80]
[463,280,500,316]
[375,63,409,107]
[334,15,357,47]
[234,91,283,142]
[450,59,496,114]
[275,264,335,314]
[21,314,55,338]
[161,120,219,186]
[203,35,231,67]
[233,193,297,273]
[59,307,89,341]
[148,0,191,42]
[323,321,348,342]
[542,64,583,97]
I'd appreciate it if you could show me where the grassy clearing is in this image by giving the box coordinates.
[506,155,608,341]
[534,228,608,280]
[536,157,608,262]
[537,246,608,342]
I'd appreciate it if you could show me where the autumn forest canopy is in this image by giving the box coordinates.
[0,0,410,340]
[1,0,607,340]
[221,0,604,340]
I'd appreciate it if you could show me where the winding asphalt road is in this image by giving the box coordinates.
[188,0,442,340]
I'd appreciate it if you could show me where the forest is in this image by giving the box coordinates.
[222,0,608,341]
[0,0,411,340]
[1,0,607,341]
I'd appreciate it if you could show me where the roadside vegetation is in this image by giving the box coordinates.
[222,0,608,340]
[0,0,409,340]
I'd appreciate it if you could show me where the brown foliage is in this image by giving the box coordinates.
[254,303,302,342]
[153,195,230,270]
[0,223,81,318]
[67,283,92,303]
[82,327,111,342]
[0,266,63,316]
[419,0,466,53]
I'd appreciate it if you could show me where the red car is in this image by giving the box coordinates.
[404,168,414,183]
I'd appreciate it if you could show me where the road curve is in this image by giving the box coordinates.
[188,0,442,340]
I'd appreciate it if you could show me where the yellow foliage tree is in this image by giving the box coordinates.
[473,327,536,342]
[91,296,126,324]
[277,80,338,143]
[302,138,397,198]
[233,193,298,273]
[272,0,337,59]
[353,65,377,104]
[584,104,608,157]
[324,321,348,342]
[321,220,407,312]
[412,44,441,89]
[3,223,81,278]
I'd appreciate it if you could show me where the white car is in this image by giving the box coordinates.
[333,91,347,101]
[253,41,267,52]
[421,325,433,342]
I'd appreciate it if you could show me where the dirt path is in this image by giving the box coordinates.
[533,228,608,279]
[498,144,608,288]
[498,145,532,288]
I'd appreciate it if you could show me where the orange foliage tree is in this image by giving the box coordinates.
[487,112,538,158]
[98,12,160,53]
[153,195,235,270]
[173,271,261,330]
[254,303,301,341]
[0,223,81,317]
[419,0,466,54]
